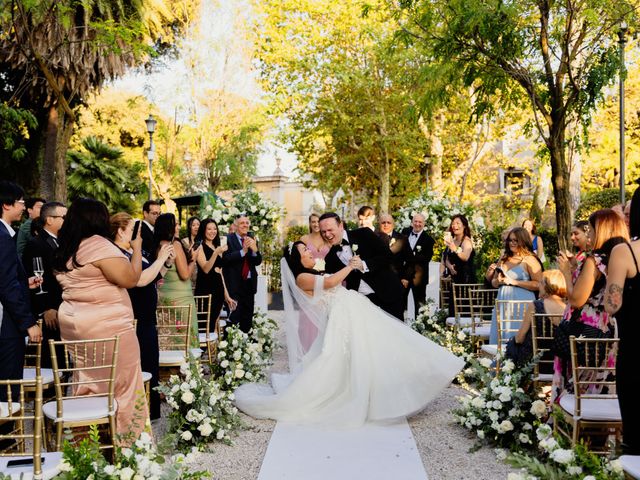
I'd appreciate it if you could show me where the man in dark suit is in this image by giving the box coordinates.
[22,201,67,368]
[0,181,42,401]
[376,213,413,305]
[138,200,161,255]
[320,212,404,320]
[402,213,435,319]
[222,215,262,333]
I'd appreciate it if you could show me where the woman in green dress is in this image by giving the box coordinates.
[154,213,201,349]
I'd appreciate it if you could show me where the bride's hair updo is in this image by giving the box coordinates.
[284,240,318,278]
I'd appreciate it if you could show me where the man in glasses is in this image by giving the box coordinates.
[22,201,67,367]
[139,200,161,255]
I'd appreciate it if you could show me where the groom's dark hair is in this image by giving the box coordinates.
[318,212,341,224]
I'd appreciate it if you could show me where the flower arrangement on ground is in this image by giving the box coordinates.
[397,191,486,255]
[452,353,545,449]
[505,424,624,480]
[55,426,209,479]
[157,357,241,451]
[212,325,267,391]
[412,300,475,362]
[249,311,279,365]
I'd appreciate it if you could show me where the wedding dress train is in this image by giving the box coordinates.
[234,264,464,426]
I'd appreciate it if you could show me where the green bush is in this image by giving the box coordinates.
[475,226,505,277]
[538,227,558,266]
[286,225,308,243]
[575,188,630,220]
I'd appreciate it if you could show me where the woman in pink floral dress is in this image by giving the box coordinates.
[553,210,628,402]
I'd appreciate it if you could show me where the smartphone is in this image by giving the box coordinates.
[220,236,227,247]
[494,267,505,276]
[132,220,141,241]
[7,457,44,467]
[443,231,452,243]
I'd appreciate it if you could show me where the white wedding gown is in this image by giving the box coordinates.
[234,267,465,426]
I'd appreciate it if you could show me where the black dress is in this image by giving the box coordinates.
[122,250,161,420]
[616,242,640,454]
[194,243,225,331]
[442,241,477,318]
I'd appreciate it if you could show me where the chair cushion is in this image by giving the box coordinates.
[534,373,554,383]
[191,348,203,359]
[0,401,21,417]
[159,350,187,366]
[480,344,498,356]
[42,396,117,422]
[218,320,227,327]
[620,455,640,479]
[199,332,219,343]
[23,367,58,385]
[445,316,456,326]
[0,451,64,480]
[467,325,490,338]
[141,371,152,383]
[559,394,622,421]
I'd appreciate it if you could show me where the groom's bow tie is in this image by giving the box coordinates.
[410,231,419,237]
[340,239,350,246]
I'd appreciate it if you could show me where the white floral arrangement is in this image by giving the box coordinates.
[212,325,267,391]
[452,353,544,448]
[412,300,474,362]
[397,191,486,255]
[249,310,279,365]
[56,426,209,479]
[157,356,241,451]
[199,193,231,234]
[505,424,625,479]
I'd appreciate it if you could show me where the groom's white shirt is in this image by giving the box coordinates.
[338,232,374,296]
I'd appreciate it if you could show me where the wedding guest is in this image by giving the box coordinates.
[138,200,161,255]
[488,227,542,344]
[222,215,262,333]
[506,270,566,367]
[402,213,435,319]
[22,201,67,368]
[181,216,200,250]
[54,198,147,443]
[357,206,376,231]
[522,218,545,263]
[553,209,629,402]
[110,212,174,421]
[0,181,42,402]
[300,213,331,260]
[154,213,200,348]
[605,188,640,454]
[376,213,412,285]
[195,218,229,331]
[624,200,632,232]
[441,214,476,284]
[16,196,45,258]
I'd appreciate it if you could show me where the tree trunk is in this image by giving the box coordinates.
[378,152,390,214]
[54,106,74,203]
[39,105,59,200]
[548,127,572,251]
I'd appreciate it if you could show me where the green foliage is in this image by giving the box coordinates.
[285,225,308,244]
[0,103,39,192]
[575,188,631,221]
[538,228,559,265]
[67,136,146,213]
[474,226,506,277]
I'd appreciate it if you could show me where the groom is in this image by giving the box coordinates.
[319,212,404,320]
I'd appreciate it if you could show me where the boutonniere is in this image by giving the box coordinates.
[416,245,422,253]
[352,244,359,254]
[389,238,397,247]
[313,258,326,272]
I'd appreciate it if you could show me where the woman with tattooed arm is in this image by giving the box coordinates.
[605,186,640,456]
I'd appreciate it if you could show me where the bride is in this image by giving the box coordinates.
[234,241,465,426]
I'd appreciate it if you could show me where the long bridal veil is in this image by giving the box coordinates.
[280,257,328,374]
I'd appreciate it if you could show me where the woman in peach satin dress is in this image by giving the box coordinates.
[54,198,148,444]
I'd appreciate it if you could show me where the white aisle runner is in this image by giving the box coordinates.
[257,420,428,480]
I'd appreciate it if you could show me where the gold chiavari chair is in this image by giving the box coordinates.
[157,305,200,378]
[555,336,621,454]
[0,377,63,478]
[530,313,560,390]
[43,337,119,452]
[468,288,498,351]
[439,276,452,313]
[446,283,483,329]
[480,300,530,372]
[194,294,218,364]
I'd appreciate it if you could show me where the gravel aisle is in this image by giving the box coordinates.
[155,310,516,480]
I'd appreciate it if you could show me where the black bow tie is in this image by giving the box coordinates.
[410,232,419,237]
[341,239,350,246]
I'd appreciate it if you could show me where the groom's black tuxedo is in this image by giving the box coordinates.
[324,227,404,320]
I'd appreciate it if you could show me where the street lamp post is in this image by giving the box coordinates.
[618,21,628,204]
[145,114,157,201]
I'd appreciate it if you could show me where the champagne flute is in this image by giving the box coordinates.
[32,257,47,295]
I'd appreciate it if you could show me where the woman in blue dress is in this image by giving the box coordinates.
[487,227,543,344]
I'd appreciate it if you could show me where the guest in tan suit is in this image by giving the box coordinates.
[54,198,148,445]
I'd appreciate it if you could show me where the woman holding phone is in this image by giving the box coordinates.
[194,218,232,331]
[441,214,476,284]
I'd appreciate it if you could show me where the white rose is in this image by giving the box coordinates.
[246,371,253,379]
[103,465,116,475]
[216,429,225,440]
[530,400,547,418]
[583,477,597,480]
[539,437,559,452]
[477,430,485,439]
[518,433,530,444]
[220,360,229,368]
[492,400,502,410]
[502,360,515,373]
[610,459,623,474]
[198,422,214,437]
[181,391,195,404]
[479,358,492,368]
[550,448,574,464]
[181,430,193,441]
[567,466,583,475]
[488,411,499,422]
[235,369,245,378]
[536,424,552,440]
[498,391,511,402]
[457,331,466,341]
[471,397,485,408]
[498,420,514,433]
[119,467,135,480]
[218,341,228,349]
[58,460,72,472]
